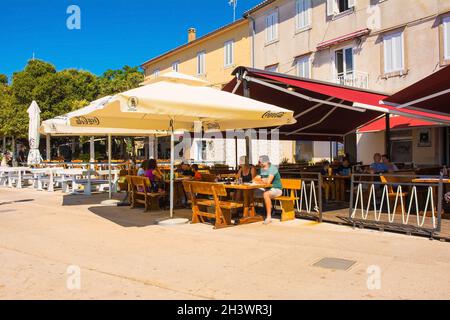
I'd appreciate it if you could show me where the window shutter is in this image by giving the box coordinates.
[384,37,393,73]
[327,0,334,16]
[306,0,312,27]
[444,19,450,59]
[273,11,279,39]
[394,34,404,71]
[348,0,355,9]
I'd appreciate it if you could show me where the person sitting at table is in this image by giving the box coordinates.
[180,163,195,177]
[370,153,389,174]
[192,164,202,181]
[237,156,257,183]
[144,159,164,193]
[253,155,283,225]
[137,160,150,177]
[235,156,257,202]
[321,161,336,202]
[382,154,399,173]
[336,158,352,176]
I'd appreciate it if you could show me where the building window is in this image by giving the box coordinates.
[172,61,179,72]
[296,0,312,31]
[296,56,311,78]
[383,31,404,74]
[152,69,160,78]
[197,51,206,75]
[443,16,450,61]
[335,47,354,79]
[265,64,278,73]
[390,130,413,163]
[224,40,234,68]
[265,9,279,44]
[327,0,355,16]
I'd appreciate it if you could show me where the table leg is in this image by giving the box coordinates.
[48,172,54,192]
[84,173,92,196]
[7,172,13,188]
[17,170,22,189]
[237,189,264,225]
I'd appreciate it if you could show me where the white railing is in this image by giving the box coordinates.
[333,71,369,89]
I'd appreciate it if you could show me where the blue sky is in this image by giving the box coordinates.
[0,0,262,80]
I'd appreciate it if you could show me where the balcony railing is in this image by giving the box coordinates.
[332,71,369,89]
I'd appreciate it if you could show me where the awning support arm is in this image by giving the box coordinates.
[385,88,450,109]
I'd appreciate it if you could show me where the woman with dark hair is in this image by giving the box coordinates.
[145,159,164,193]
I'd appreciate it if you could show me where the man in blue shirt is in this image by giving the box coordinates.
[254,155,283,225]
[370,153,389,174]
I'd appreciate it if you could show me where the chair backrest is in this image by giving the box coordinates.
[281,179,302,191]
[380,172,416,185]
[200,174,218,182]
[182,181,227,197]
[127,176,149,194]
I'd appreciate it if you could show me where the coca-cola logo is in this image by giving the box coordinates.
[75,116,100,126]
[262,111,286,119]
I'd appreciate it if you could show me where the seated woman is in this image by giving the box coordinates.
[145,159,164,193]
[235,156,257,201]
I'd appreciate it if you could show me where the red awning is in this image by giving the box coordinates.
[383,66,450,116]
[358,116,438,133]
[223,67,450,141]
[317,28,371,50]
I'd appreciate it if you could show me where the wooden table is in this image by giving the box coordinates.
[223,183,271,225]
[165,177,191,208]
[412,178,450,184]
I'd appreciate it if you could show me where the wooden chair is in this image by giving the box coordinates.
[182,181,243,229]
[380,173,415,213]
[275,179,302,222]
[127,176,166,212]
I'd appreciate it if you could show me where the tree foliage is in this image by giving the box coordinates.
[0,60,144,138]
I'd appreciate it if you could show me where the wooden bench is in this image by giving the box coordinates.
[127,176,166,212]
[275,179,302,222]
[182,181,243,229]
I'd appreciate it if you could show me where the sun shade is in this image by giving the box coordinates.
[223,67,450,141]
[382,66,450,116]
[358,115,438,133]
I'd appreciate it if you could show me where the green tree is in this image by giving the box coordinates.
[0,59,143,138]
[97,65,144,96]
[0,74,7,85]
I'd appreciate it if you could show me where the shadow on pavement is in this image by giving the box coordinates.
[88,205,192,228]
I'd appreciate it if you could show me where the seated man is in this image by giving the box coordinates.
[382,154,399,172]
[253,155,283,225]
[370,153,389,174]
[336,158,352,176]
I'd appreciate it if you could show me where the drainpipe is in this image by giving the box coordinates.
[248,15,256,68]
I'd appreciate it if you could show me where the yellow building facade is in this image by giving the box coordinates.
[141,19,251,89]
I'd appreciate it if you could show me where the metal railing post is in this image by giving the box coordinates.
[438,178,443,233]
[318,172,323,222]
[349,174,355,220]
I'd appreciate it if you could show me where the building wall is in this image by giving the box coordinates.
[357,127,444,166]
[248,0,450,163]
[142,20,251,89]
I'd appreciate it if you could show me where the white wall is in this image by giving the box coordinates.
[356,132,385,165]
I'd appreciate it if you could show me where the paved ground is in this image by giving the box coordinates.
[0,188,449,300]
